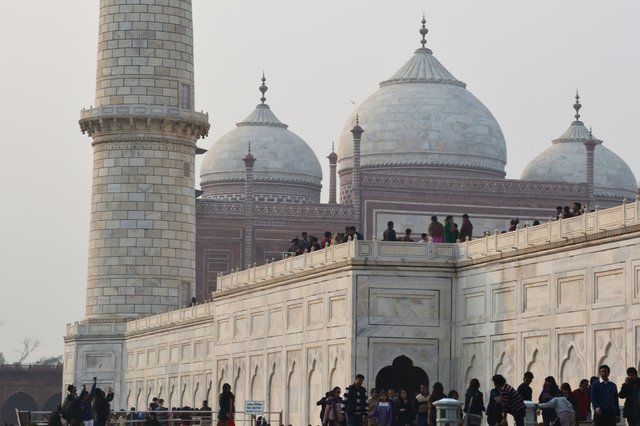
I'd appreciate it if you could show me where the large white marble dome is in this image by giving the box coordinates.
[521,98,637,201]
[338,20,507,180]
[200,79,322,203]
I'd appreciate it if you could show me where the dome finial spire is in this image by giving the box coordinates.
[419,14,429,48]
[573,90,581,122]
[259,72,268,105]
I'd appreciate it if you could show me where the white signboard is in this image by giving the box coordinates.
[245,400,265,415]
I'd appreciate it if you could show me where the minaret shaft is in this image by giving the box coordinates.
[79,0,209,320]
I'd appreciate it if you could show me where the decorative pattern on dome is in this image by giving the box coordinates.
[237,75,288,128]
[380,17,466,88]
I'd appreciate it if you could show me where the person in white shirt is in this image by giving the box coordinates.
[537,383,576,426]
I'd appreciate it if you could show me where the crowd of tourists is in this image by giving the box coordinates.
[53,382,238,426]
[284,200,598,253]
[381,215,472,243]
[48,378,114,426]
[286,214,474,256]
[287,226,364,256]
[319,367,640,426]
[556,202,588,220]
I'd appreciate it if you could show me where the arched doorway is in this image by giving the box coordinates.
[43,392,62,411]
[375,355,429,397]
[1,391,38,426]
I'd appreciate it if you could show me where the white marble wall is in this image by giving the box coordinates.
[66,211,640,425]
[456,233,640,398]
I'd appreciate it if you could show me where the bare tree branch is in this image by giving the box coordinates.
[15,337,40,364]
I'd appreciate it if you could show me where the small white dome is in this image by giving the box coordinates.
[521,98,637,200]
[337,23,507,179]
[200,80,322,203]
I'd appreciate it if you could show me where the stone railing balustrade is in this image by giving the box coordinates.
[459,198,640,259]
[216,199,640,293]
[80,104,209,122]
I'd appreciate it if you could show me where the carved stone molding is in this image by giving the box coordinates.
[79,104,209,141]
[92,140,197,154]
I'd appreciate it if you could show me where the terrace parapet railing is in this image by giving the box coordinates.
[216,198,640,293]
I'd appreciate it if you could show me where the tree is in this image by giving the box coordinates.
[0,352,5,365]
[34,355,63,365]
[15,337,40,364]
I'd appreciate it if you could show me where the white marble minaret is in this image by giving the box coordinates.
[64,0,209,392]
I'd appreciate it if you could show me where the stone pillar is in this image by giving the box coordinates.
[243,148,256,269]
[78,0,210,320]
[584,133,600,209]
[327,144,338,204]
[524,401,538,426]
[434,398,462,426]
[350,118,364,227]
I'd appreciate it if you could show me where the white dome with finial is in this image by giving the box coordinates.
[521,93,637,200]
[337,16,507,179]
[200,75,323,203]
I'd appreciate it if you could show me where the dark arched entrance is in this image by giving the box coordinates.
[375,355,429,397]
[1,391,38,426]
[42,392,62,411]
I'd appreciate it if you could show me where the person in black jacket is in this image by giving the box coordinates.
[395,390,414,426]
[463,379,485,426]
[94,387,114,426]
[317,391,331,426]
[619,367,640,426]
[344,374,368,426]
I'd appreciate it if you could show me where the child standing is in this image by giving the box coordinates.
[370,391,394,426]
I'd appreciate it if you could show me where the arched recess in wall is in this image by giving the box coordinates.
[307,359,322,426]
[494,349,515,386]
[193,381,201,408]
[205,380,212,405]
[43,392,62,411]
[464,355,478,386]
[559,344,584,388]
[286,361,300,426]
[526,349,547,399]
[168,382,176,409]
[136,384,143,411]
[217,369,226,400]
[267,362,282,424]
[328,355,345,389]
[1,391,38,426]
[251,364,263,402]
[375,355,428,395]
[125,384,132,409]
[145,383,153,410]
[597,340,624,376]
[233,366,244,414]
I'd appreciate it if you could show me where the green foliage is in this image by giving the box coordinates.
[0,352,5,365]
[34,355,63,365]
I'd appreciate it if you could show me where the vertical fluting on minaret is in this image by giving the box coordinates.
[243,145,256,269]
[79,0,209,320]
[350,117,364,226]
[327,143,338,204]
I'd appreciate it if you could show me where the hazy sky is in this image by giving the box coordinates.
[1,1,639,361]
